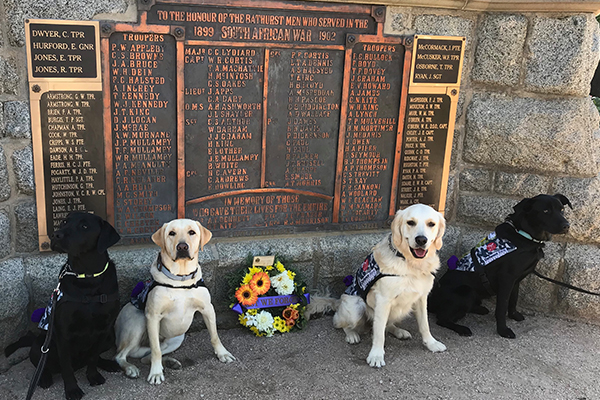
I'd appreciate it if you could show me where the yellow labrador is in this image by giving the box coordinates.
[309,203,446,367]
[114,219,235,384]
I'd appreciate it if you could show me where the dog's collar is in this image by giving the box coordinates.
[388,234,406,259]
[60,262,110,279]
[157,254,199,281]
[504,219,544,244]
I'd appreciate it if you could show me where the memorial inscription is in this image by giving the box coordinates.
[28,2,464,249]
[41,91,106,235]
[109,32,178,240]
[28,22,98,79]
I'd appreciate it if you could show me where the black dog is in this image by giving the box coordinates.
[5,212,121,400]
[429,194,571,339]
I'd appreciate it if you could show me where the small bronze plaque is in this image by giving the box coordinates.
[28,22,98,79]
[40,91,107,234]
[412,38,463,84]
[398,94,451,208]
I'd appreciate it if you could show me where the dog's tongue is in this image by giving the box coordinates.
[414,248,427,258]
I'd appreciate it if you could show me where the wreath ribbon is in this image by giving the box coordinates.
[232,293,310,314]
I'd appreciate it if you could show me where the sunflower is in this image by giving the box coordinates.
[235,284,258,306]
[249,271,271,295]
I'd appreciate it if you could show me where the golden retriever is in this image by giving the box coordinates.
[114,219,235,384]
[308,203,447,367]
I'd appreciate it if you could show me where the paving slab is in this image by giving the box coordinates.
[1,312,599,400]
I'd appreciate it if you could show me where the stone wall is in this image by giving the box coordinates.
[1,0,600,368]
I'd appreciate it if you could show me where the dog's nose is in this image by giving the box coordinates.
[415,235,428,247]
[177,242,189,252]
[560,222,570,234]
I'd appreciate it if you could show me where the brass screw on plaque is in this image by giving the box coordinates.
[174,28,184,38]
[375,8,384,17]
[451,89,458,96]
[405,37,413,46]
[347,35,355,44]
[32,84,41,93]
[140,0,150,4]
[102,24,112,34]
[41,242,50,250]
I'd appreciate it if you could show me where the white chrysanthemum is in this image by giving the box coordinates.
[271,273,294,295]
[254,311,274,332]
[277,279,294,295]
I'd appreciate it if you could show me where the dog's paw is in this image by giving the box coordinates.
[366,349,386,368]
[147,371,165,385]
[424,339,447,353]
[87,370,106,386]
[65,385,85,400]
[453,325,472,337]
[98,358,121,372]
[124,365,140,379]
[163,357,182,370]
[216,350,236,363]
[508,311,525,321]
[344,329,361,344]
[498,327,516,339]
[38,371,53,388]
[471,305,489,315]
[388,327,412,340]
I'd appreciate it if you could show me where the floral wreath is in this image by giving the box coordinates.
[228,255,309,337]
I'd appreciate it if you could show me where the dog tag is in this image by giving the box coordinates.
[253,256,275,267]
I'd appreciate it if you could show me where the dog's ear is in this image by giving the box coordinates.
[553,193,573,210]
[434,212,446,251]
[196,221,212,252]
[152,223,167,249]
[390,208,404,246]
[97,219,120,253]
[512,197,533,215]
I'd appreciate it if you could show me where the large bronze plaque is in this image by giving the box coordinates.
[27,2,464,249]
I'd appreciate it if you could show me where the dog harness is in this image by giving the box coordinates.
[345,235,403,300]
[38,262,118,330]
[451,232,518,273]
[130,254,207,310]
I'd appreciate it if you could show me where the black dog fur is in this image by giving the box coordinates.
[5,212,121,400]
[429,194,571,339]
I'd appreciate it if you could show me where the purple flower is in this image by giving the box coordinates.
[343,275,354,287]
[447,255,459,270]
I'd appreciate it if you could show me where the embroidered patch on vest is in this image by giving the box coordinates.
[131,279,154,310]
[345,253,383,299]
[453,232,518,272]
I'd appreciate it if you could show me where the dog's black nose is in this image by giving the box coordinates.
[415,235,428,247]
[560,223,570,234]
[177,242,189,252]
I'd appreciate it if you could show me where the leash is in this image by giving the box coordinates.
[26,287,58,400]
[533,270,600,297]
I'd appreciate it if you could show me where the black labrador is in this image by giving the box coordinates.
[429,194,571,339]
[5,212,121,400]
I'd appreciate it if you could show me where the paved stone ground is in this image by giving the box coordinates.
[1,312,599,400]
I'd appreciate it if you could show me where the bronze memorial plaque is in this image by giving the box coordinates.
[26,1,464,249]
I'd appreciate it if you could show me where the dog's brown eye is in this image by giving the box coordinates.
[168,231,176,236]
[407,220,416,226]
[189,230,196,235]
[427,222,436,227]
